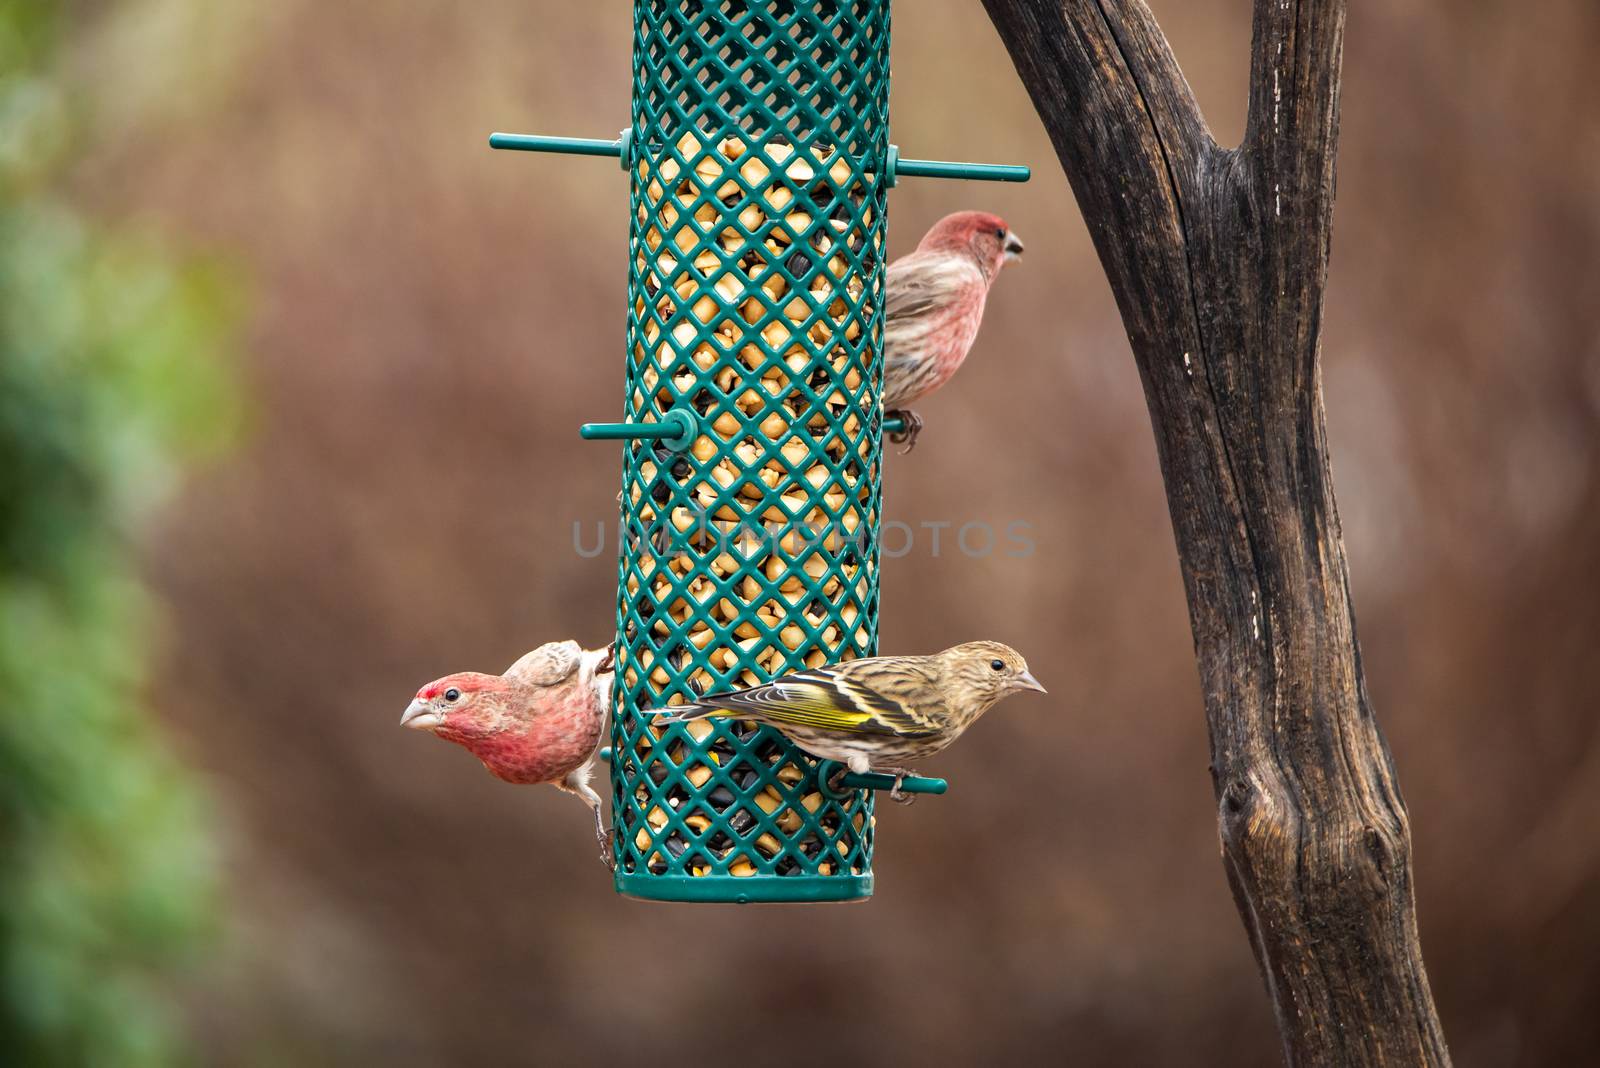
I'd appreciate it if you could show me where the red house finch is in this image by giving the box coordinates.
[654,641,1045,800]
[402,640,616,867]
[883,211,1024,451]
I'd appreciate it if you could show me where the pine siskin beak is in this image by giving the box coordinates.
[1015,670,1047,694]
[401,699,443,730]
[1003,230,1025,262]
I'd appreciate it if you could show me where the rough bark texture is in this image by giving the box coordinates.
[977,1,1450,1064]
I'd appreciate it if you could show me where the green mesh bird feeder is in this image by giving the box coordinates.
[492,0,1027,903]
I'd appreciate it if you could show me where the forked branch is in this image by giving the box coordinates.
[979,1,1449,1063]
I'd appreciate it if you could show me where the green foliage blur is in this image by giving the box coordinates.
[1,2,239,1063]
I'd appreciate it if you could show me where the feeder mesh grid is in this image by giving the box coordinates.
[611,0,890,902]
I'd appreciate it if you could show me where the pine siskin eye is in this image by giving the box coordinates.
[990,659,1005,672]
[444,687,461,702]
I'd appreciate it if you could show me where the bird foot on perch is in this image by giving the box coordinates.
[887,409,923,453]
[884,768,920,805]
[596,825,615,872]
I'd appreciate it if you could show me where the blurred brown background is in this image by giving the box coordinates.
[64,1,1600,1064]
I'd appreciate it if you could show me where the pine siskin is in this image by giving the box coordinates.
[402,640,616,868]
[883,211,1024,451]
[653,641,1045,799]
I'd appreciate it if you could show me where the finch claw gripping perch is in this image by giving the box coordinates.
[886,410,924,454]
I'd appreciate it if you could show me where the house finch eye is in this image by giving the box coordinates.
[994,227,1004,238]
[990,659,1005,671]
[444,687,461,701]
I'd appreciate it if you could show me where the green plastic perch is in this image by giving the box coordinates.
[490,132,1031,184]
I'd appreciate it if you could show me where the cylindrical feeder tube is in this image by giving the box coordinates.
[609,0,892,902]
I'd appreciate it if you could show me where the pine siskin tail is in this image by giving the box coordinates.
[649,704,721,725]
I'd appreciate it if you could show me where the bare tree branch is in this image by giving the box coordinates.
[980,1,1449,1063]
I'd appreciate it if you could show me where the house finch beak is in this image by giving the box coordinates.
[402,640,616,869]
[653,641,1045,803]
[883,210,1023,452]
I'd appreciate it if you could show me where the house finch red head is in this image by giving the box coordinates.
[402,640,615,867]
[883,210,1024,451]
[653,641,1045,801]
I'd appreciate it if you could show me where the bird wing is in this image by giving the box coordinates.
[692,659,941,738]
[504,640,582,687]
[881,251,987,405]
[884,250,970,324]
